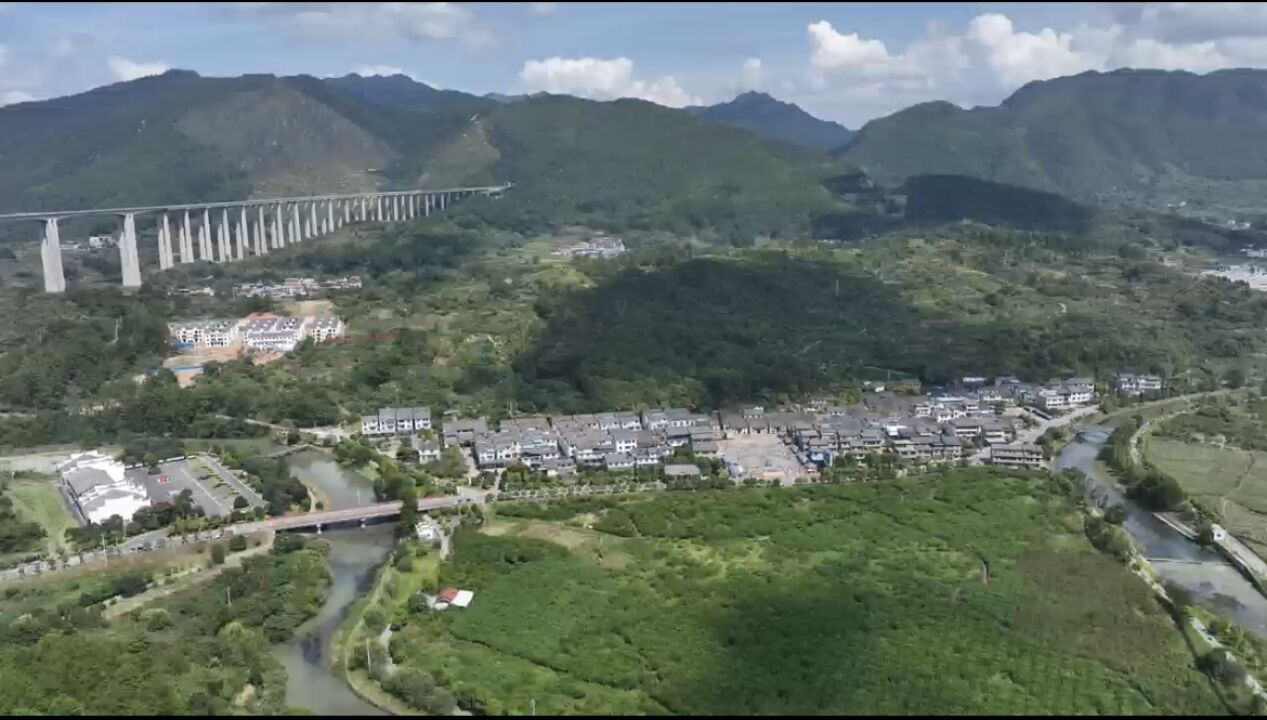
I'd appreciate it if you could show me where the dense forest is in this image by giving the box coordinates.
[0,537,328,715]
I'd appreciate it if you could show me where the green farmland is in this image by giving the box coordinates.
[381,468,1223,715]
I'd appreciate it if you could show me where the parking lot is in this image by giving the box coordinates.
[128,455,263,518]
[718,434,805,486]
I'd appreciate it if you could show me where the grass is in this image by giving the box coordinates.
[1146,437,1267,552]
[383,468,1226,715]
[6,478,75,556]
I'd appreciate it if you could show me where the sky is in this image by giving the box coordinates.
[4,2,1267,127]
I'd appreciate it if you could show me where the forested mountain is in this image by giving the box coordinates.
[685,91,853,151]
[840,68,1267,215]
[323,73,494,115]
[436,95,846,239]
[0,71,849,243]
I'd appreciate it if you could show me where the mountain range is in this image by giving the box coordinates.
[0,71,844,243]
[684,91,853,151]
[840,68,1267,217]
[9,67,1267,233]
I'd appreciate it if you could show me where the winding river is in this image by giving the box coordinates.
[277,450,394,716]
[1056,427,1267,634]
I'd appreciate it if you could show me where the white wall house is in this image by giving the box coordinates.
[58,451,150,525]
[361,407,432,436]
[241,316,307,353]
[168,319,240,348]
[306,316,345,343]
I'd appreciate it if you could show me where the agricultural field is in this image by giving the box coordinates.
[385,469,1224,715]
[1145,437,1267,551]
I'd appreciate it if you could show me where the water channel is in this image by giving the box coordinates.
[276,450,393,716]
[1056,427,1267,635]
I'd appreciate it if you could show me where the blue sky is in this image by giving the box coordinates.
[3,2,1267,126]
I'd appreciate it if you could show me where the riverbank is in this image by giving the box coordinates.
[332,554,416,717]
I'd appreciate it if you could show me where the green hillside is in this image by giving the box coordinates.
[324,73,494,115]
[685,91,854,151]
[842,68,1267,215]
[0,73,852,247]
[450,95,849,241]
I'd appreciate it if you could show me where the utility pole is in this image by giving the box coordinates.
[365,637,372,673]
[531,698,536,716]
[227,587,232,607]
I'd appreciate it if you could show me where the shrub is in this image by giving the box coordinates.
[228,534,248,552]
[210,544,226,566]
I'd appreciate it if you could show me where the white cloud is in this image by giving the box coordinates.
[1,90,33,105]
[0,43,40,107]
[107,56,169,82]
[529,2,556,15]
[739,58,762,91]
[787,6,1267,126]
[355,64,406,77]
[225,2,496,49]
[520,56,702,107]
[808,21,896,71]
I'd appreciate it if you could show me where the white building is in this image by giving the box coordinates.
[241,316,307,353]
[1035,382,1094,411]
[58,451,150,525]
[361,407,433,436]
[306,315,345,343]
[1116,372,1163,396]
[167,319,240,348]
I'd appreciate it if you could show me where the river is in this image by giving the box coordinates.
[1056,427,1267,635]
[277,450,394,716]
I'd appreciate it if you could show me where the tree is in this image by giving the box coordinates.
[1104,504,1127,525]
[233,496,249,510]
[210,543,226,565]
[228,534,248,552]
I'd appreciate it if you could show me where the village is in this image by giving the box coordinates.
[358,371,1165,485]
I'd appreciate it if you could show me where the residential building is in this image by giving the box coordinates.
[58,451,150,525]
[1116,372,1164,396]
[306,315,345,343]
[167,319,239,349]
[604,453,635,471]
[361,407,432,436]
[442,418,488,447]
[989,444,1045,469]
[412,437,442,463]
[240,315,307,353]
[1035,382,1094,411]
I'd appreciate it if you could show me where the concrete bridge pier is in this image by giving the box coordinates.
[40,218,66,293]
[236,207,248,260]
[159,214,174,270]
[376,195,384,221]
[270,204,282,250]
[198,209,212,261]
[325,198,335,235]
[218,209,231,262]
[119,213,141,288]
[289,202,301,245]
[307,201,317,239]
[315,524,322,535]
[180,211,194,263]
[255,206,267,255]
[424,194,432,217]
